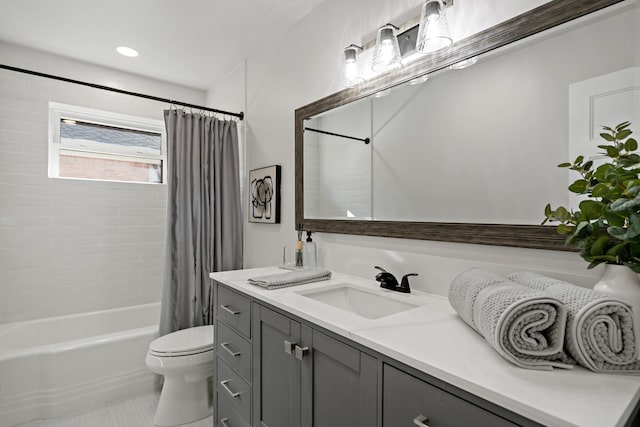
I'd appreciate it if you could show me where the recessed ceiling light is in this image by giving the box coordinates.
[116,46,139,57]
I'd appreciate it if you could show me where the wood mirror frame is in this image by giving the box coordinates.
[295,0,623,251]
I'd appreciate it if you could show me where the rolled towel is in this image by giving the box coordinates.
[248,269,332,290]
[508,271,640,374]
[449,267,573,370]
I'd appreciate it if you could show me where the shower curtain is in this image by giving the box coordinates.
[159,110,243,336]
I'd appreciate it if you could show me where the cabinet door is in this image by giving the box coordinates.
[383,364,517,427]
[252,305,301,427]
[301,326,378,427]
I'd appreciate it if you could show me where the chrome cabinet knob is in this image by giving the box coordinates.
[295,345,310,360]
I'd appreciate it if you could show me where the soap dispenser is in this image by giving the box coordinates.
[303,231,317,270]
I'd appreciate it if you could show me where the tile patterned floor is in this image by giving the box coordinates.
[16,392,213,427]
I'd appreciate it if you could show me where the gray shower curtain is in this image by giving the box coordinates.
[159,110,243,336]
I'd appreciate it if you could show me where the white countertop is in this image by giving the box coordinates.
[211,267,640,427]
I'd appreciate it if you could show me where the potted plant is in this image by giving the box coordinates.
[543,121,640,314]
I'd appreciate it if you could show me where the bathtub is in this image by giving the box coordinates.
[0,302,160,426]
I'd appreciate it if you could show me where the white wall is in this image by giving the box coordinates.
[240,0,609,292]
[0,41,206,323]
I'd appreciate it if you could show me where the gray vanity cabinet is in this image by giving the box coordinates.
[300,325,377,427]
[251,304,301,427]
[214,281,541,427]
[383,364,518,427]
[252,304,377,427]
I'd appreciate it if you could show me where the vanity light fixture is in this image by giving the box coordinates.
[341,44,364,87]
[416,0,453,54]
[371,24,402,72]
[116,46,139,57]
[449,56,478,69]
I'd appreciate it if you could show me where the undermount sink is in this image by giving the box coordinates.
[297,283,421,319]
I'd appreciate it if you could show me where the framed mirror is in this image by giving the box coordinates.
[295,0,635,250]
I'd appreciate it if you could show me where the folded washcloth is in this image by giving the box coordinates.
[508,271,640,374]
[247,269,332,290]
[449,267,573,370]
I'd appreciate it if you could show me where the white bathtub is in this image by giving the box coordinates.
[0,302,160,426]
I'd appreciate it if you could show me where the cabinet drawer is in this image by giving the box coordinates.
[218,358,251,422]
[383,364,517,427]
[217,322,251,382]
[218,285,251,338]
[218,391,250,427]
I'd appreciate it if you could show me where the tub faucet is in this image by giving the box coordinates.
[374,266,418,293]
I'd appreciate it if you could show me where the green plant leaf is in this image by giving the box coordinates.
[557,224,574,235]
[587,259,608,269]
[554,206,571,222]
[593,163,612,181]
[617,129,633,141]
[557,162,572,168]
[627,213,640,239]
[606,242,627,256]
[630,242,640,258]
[606,146,619,157]
[578,200,603,220]
[616,121,631,131]
[603,207,626,227]
[625,180,640,191]
[609,195,640,212]
[608,226,627,239]
[575,155,584,165]
[621,153,640,165]
[600,133,615,142]
[587,254,618,262]
[590,235,609,256]
[625,138,638,152]
[592,183,611,198]
[568,179,588,194]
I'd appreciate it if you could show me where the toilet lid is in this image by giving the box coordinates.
[149,325,214,356]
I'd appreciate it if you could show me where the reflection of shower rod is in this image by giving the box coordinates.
[304,127,370,144]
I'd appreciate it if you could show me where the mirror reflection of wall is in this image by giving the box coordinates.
[304,100,372,220]
[303,3,639,225]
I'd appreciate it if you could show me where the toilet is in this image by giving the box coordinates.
[145,325,214,426]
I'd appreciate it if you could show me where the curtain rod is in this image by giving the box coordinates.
[304,127,370,144]
[0,64,244,120]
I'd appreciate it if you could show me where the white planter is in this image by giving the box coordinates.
[593,263,640,357]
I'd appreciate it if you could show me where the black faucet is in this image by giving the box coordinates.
[374,266,418,293]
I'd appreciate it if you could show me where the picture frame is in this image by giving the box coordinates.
[249,165,281,224]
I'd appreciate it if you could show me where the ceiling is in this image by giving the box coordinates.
[0,0,325,91]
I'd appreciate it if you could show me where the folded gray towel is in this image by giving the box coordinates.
[449,268,573,370]
[508,271,640,374]
[248,269,332,290]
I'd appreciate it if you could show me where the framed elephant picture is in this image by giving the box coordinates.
[249,165,281,224]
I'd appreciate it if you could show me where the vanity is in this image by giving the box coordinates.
[211,267,640,427]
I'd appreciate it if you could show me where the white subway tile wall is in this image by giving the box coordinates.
[0,41,206,323]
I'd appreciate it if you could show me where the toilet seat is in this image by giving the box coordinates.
[149,325,214,357]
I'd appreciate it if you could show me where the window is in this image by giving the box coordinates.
[49,102,166,184]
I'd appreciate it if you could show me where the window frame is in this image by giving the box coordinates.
[48,102,167,184]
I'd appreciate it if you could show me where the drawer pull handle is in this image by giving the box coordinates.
[221,417,231,427]
[284,340,296,354]
[295,345,310,360]
[221,342,241,357]
[221,304,241,316]
[220,379,242,398]
[413,415,430,426]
